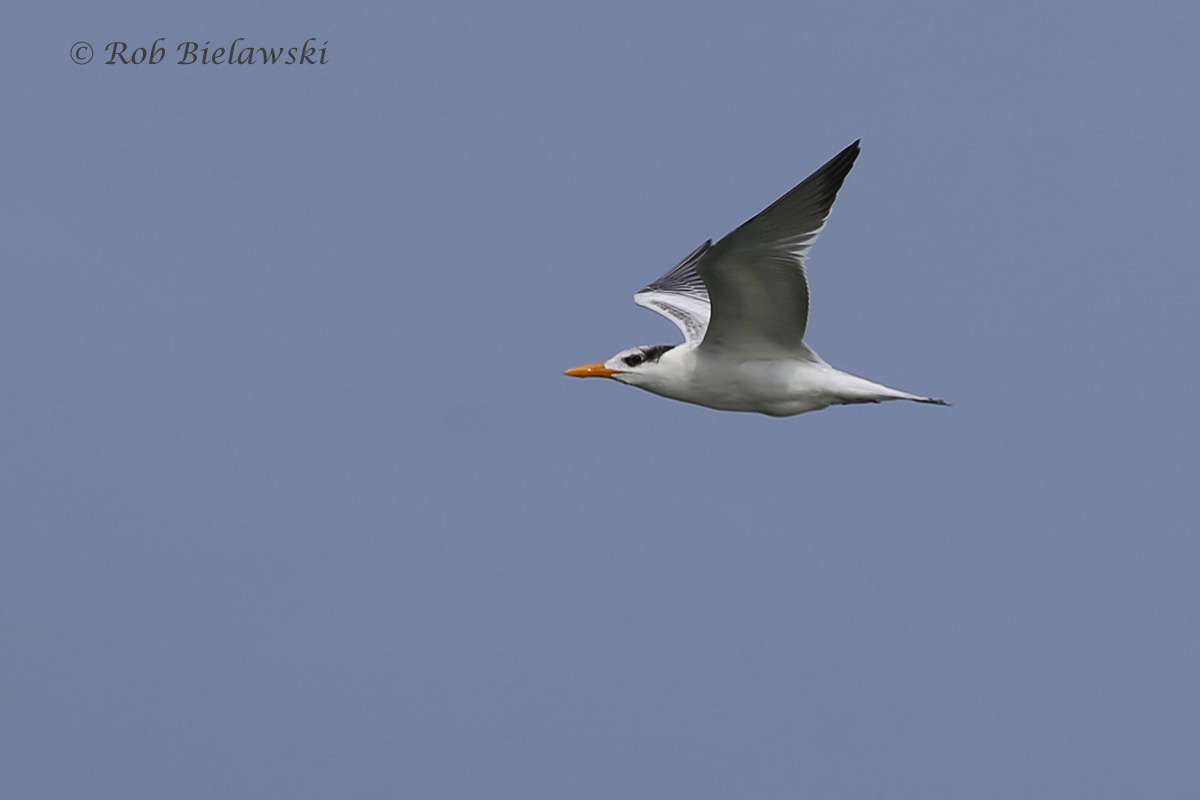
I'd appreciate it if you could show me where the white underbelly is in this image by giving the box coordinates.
[663,359,840,416]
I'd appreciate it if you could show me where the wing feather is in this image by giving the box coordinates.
[697,141,860,357]
[633,239,712,345]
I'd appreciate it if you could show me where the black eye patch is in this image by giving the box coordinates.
[622,345,674,367]
[641,345,675,362]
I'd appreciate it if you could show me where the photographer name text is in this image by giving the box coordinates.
[71,38,329,66]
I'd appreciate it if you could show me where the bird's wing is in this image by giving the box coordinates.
[633,239,713,345]
[696,140,860,359]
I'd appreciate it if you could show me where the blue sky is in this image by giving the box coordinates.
[4,2,1199,798]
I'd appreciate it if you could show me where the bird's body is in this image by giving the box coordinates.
[565,141,948,416]
[623,346,936,417]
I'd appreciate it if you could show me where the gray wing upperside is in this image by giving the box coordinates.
[697,140,860,358]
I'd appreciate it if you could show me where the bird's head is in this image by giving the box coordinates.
[563,344,677,387]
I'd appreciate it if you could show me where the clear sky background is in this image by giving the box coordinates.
[4,2,1199,798]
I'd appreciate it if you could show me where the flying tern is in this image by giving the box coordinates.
[564,141,948,416]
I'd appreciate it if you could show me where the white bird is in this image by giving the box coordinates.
[564,141,948,416]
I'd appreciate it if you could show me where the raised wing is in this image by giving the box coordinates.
[697,140,860,357]
[633,239,713,345]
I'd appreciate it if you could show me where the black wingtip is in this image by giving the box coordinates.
[819,140,862,181]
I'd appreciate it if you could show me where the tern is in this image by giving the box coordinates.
[564,141,948,416]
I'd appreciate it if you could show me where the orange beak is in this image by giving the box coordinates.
[563,362,620,379]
